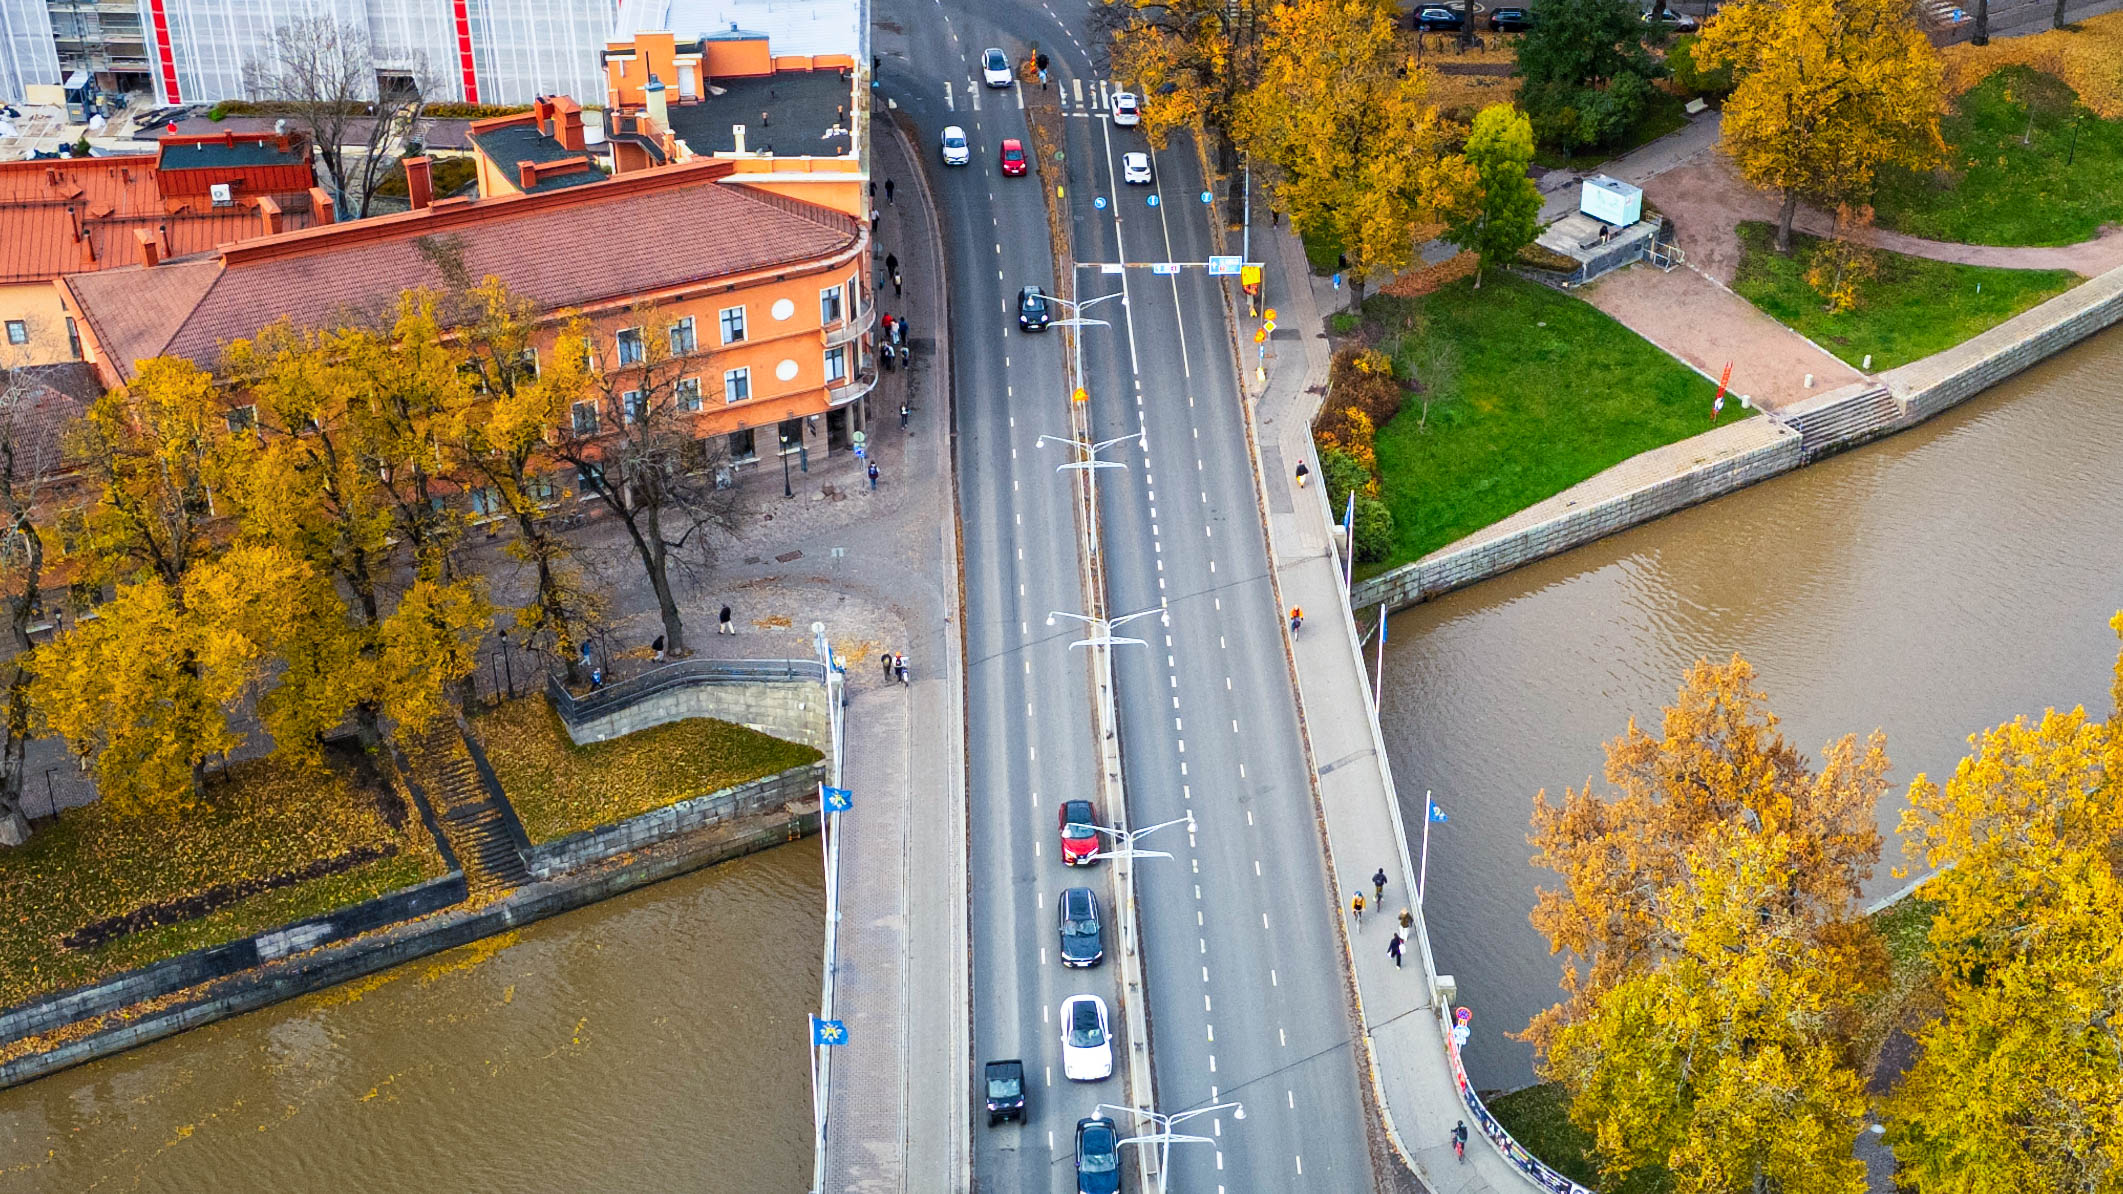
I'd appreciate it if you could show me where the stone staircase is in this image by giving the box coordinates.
[1781,384,1906,460]
[404,722,529,897]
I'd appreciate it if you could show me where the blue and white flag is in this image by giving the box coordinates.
[823,786,853,813]
[1428,800,1449,824]
[812,1017,848,1046]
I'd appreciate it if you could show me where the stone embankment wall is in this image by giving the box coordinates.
[1352,262,2123,612]
[549,659,831,751]
[524,760,828,880]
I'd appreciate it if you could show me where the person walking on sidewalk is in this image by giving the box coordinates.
[892,316,909,346]
[900,401,911,429]
[718,605,735,635]
[1349,890,1365,928]
[885,252,899,278]
[881,341,896,372]
[881,652,894,680]
[1387,929,1406,968]
[867,460,881,491]
[1289,606,1303,636]
[1295,459,1309,488]
[653,633,667,660]
[1373,867,1388,904]
[1398,907,1414,932]
[894,652,908,684]
[885,177,895,204]
[892,270,903,297]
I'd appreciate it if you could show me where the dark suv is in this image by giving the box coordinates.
[1018,285,1052,331]
[1075,1116,1122,1194]
[1413,4,1463,29]
[1058,886,1104,967]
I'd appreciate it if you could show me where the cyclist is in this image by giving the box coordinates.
[1289,606,1304,635]
[1349,890,1366,927]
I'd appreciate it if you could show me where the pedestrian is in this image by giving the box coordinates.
[869,181,877,200]
[885,252,899,277]
[894,652,907,684]
[1388,929,1405,968]
[881,341,895,372]
[893,316,909,346]
[1337,251,1349,272]
[900,401,911,429]
[885,178,895,204]
[867,460,880,491]
[719,605,735,635]
[1272,209,1281,227]
[590,666,605,691]
[881,652,894,680]
[869,209,879,234]
[653,633,667,659]
[1399,907,1414,932]
[892,270,903,297]
[1350,890,1366,927]
[882,313,895,341]
[1373,867,1388,904]
[1295,459,1309,488]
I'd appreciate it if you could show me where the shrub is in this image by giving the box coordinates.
[1330,311,1362,336]
[1667,35,1733,99]
[1517,242,1582,273]
[1325,346,1408,431]
[1350,493,1395,563]
[1318,445,1375,508]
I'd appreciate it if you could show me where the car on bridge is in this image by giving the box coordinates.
[984,1058,1026,1124]
[1018,285,1052,332]
[1058,798,1099,863]
[1000,137,1028,177]
[982,47,1013,88]
[1059,886,1104,967]
[1060,994,1112,1080]
[941,125,970,166]
[1075,1116,1122,1193]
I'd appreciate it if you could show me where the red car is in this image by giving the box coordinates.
[1058,799,1100,865]
[1000,138,1028,177]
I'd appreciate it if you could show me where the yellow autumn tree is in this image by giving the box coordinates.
[1098,0,1254,150]
[1546,826,1874,1194]
[1694,0,1946,252]
[1234,0,1452,303]
[1887,618,2123,1192]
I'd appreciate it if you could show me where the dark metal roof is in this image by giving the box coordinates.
[157,138,308,171]
[467,125,606,193]
[664,70,853,158]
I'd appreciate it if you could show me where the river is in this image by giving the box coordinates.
[1382,325,2123,1092]
[0,840,823,1193]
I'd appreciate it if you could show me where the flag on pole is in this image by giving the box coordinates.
[823,786,853,813]
[1428,799,1448,823]
[1711,361,1733,423]
[812,1017,848,1046]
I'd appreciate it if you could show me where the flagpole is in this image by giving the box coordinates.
[1418,790,1433,908]
[1342,491,1356,591]
[1372,602,1387,708]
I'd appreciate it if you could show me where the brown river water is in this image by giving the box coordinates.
[0,840,822,1193]
[1381,325,2123,1091]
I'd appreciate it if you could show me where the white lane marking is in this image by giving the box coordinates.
[944,82,955,111]
[1205,1023,1214,1042]
[1015,81,1025,109]
[1282,1030,1288,1048]
[1073,77,1084,104]
[1296,1156,1304,1175]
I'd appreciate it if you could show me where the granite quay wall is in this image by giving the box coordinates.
[0,873,468,1047]
[1350,261,2123,613]
[0,805,819,1091]
[523,760,829,881]
[547,658,832,750]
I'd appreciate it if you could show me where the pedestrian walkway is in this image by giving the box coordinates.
[1250,194,1581,1193]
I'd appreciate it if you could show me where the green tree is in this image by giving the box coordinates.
[1235,0,1451,303]
[1513,0,1663,151]
[1434,104,1543,288]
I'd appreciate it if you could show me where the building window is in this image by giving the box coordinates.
[777,417,804,453]
[669,316,696,355]
[226,404,257,433]
[3,320,25,346]
[723,367,751,405]
[616,328,645,365]
[825,346,848,384]
[728,427,756,461]
[527,474,559,505]
[515,347,539,380]
[576,462,605,496]
[622,390,644,423]
[847,274,860,318]
[719,305,747,345]
[470,486,503,517]
[820,286,843,325]
[678,377,703,411]
[64,316,80,360]
[570,401,598,436]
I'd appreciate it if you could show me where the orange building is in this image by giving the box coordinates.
[59,156,879,470]
[0,129,327,366]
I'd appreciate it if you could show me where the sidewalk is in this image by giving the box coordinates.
[1250,199,1572,1192]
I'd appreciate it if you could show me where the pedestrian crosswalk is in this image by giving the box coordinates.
[1057,77,1124,112]
[944,75,1132,115]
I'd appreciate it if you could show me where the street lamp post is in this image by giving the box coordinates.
[1047,605,1168,649]
[1085,813,1192,863]
[1039,428,1144,474]
[1097,1099,1245,1194]
[1046,289,1125,330]
[781,431,795,498]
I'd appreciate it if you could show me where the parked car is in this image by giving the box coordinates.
[1642,6,1699,30]
[1121,151,1152,185]
[941,124,970,166]
[1018,285,1052,332]
[1413,4,1463,30]
[1057,798,1099,864]
[1110,91,1140,126]
[1059,886,1104,967]
[1000,137,1028,177]
[1060,994,1113,1080]
[985,1058,1026,1124]
[982,47,1014,88]
[1488,6,1535,30]
[1075,1116,1123,1194]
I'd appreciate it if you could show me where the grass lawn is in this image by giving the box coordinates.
[1874,67,2123,247]
[474,697,822,843]
[1359,274,1727,572]
[1489,1083,1672,1194]
[0,751,445,1010]
[1533,91,1692,172]
[1730,222,2080,372]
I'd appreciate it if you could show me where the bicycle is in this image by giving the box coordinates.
[1349,893,1366,929]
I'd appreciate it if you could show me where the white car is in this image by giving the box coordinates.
[1110,91,1140,126]
[981,47,1013,88]
[1060,994,1112,1081]
[941,125,970,166]
[1121,152,1152,186]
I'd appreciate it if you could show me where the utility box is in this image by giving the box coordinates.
[1579,174,1643,226]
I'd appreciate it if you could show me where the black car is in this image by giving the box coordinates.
[1075,1116,1122,1194]
[1018,285,1052,331]
[1489,6,1535,29]
[985,1058,1026,1124]
[1059,886,1104,967]
[1412,4,1464,29]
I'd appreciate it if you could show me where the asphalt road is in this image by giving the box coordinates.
[884,0,1376,1188]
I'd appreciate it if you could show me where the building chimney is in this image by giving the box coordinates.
[309,186,335,225]
[554,97,585,152]
[518,161,539,190]
[534,95,554,136]
[223,129,235,147]
[135,228,161,267]
[732,124,746,154]
[404,155,434,210]
[258,194,284,236]
[645,74,668,132]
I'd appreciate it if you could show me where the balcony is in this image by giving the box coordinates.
[826,367,876,408]
[823,303,876,351]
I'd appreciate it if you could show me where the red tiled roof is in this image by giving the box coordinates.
[67,160,862,382]
[0,155,319,286]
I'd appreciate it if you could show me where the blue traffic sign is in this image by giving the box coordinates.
[1200,190,1213,204]
[1147,194,1160,207]
[1094,196,1107,210]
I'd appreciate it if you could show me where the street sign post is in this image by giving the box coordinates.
[1152,263,1181,275]
[1207,255,1244,276]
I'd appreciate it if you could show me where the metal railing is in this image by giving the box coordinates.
[545,657,829,727]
